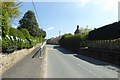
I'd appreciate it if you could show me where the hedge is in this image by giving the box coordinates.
[88,21,120,40]
[2,27,43,53]
[59,33,88,48]
[2,36,15,53]
[18,28,30,40]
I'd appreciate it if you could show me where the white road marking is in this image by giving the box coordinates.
[78,63,101,78]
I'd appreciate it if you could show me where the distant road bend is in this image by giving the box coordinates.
[45,45,118,78]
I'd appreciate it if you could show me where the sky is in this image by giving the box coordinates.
[12,0,119,39]
[118,1,120,21]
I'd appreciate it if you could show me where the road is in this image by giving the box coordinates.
[2,45,44,78]
[45,45,119,78]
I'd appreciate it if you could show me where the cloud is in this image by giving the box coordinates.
[46,27,54,30]
[77,0,119,10]
[77,0,92,6]
[100,0,119,10]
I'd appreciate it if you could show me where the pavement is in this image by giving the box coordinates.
[2,45,43,78]
[45,45,119,78]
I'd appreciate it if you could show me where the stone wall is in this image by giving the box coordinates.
[79,49,119,66]
[0,44,39,76]
[79,39,120,66]
[80,39,120,51]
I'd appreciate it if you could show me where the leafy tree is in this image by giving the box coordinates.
[1,11,10,36]
[40,29,46,38]
[1,2,21,36]
[18,10,46,38]
[18,10,39,37]
[1,2,21,19]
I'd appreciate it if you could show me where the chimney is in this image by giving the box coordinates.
[77,25,79,30]
[74,25,80,34]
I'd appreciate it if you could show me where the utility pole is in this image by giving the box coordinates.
[59,30,61,37]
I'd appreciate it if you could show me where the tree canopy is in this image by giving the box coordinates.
[18,10,46,38]
[18,10,39,37]
[1,2,21,36]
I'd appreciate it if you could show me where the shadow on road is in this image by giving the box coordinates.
[53,46,75,54]
[74,54,109,65]
[53,45,119,67]
[74,54,120,73]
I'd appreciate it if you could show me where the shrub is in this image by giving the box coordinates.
[59,33,88,47]
[18,28,32,48]
[18,28,43,48]
[16,30,26,50]
[2,37,15,53]
[18,28,30,40]
[9,27,18,49]
[9,27,18,37]
[2,27,44,53]
[9,27,26,50]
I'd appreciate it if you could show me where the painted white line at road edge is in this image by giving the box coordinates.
[77,63,101,78]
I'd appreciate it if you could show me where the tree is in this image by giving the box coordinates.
[18,10,47,38]
[40,29,46,38]
[18,10,39,37]
[1,10,10,36]
[1,1,21,36]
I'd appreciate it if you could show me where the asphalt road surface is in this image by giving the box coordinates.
[45,45,119,78]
